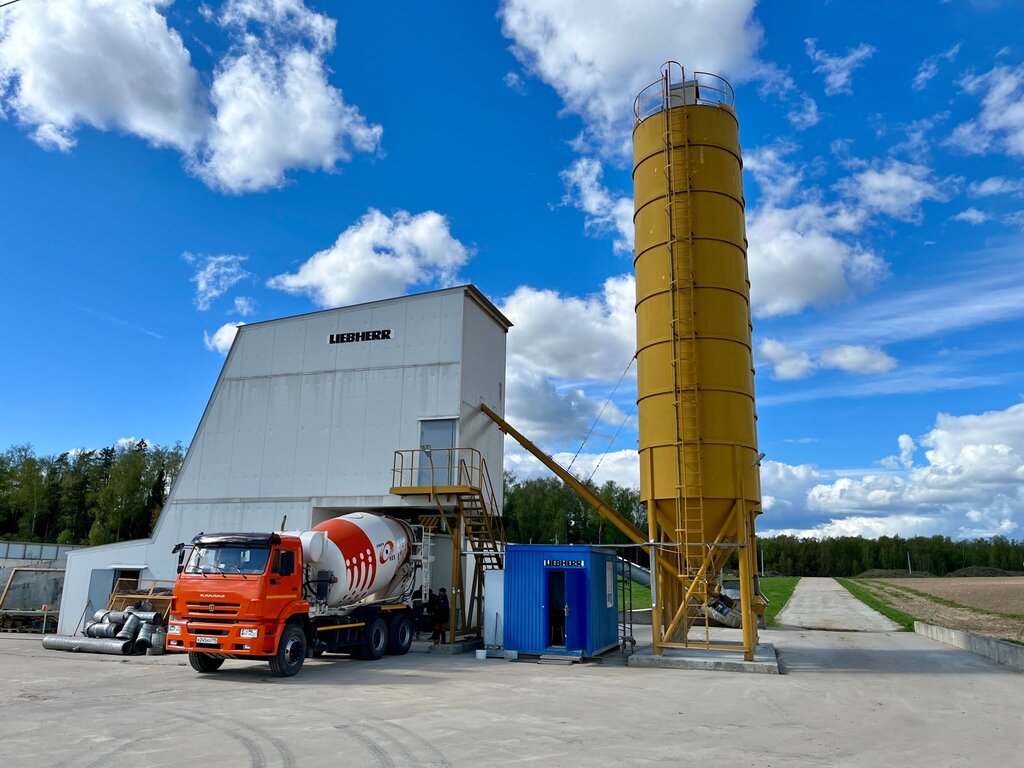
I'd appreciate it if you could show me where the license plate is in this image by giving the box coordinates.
[196,636,218,645]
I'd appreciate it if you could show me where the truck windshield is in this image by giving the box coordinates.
[185,545,271,576]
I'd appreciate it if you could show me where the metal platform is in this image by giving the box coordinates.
[629,642,779,674]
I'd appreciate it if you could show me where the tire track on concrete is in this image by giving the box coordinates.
[372,720,451,767]
[334,724,394,767]
[177,712,267,767]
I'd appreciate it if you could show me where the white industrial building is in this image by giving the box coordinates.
[59,285,510,633]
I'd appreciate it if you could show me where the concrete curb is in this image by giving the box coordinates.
[914,621,1023,672]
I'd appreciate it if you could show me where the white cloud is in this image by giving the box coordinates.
[747,201,885,317]
[805,39,875,96]
[560,158,634,253]
[819,345,897,375]
[195,0,381,193]
[760,403,1024,538]
[498,0,763,153]
[0,0,380,193]
[948,64,1024,158]
[758,339,816,381]
[499,276,635,382]
[787,95,821,130]
[505,441,639,489]
[968,176,1024,197]
[0,0,206,153]
[912,42,961,91]
[759,460,823,519]
[184,253,252,311]
[952,207,990,224]
[233,296,257,316]
[504,370,628,445]
[801,403,1024,538]
[204,321,245,355]
[835,160,950,223]
[503,71,526,94]
[267,209,470,307]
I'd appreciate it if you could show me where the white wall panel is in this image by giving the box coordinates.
[239,323,276,378]
[302,311,340,373]
[259,375,302,497]
[196,379,241,498]
[292,372,334,496]
[227,378,270,497]
[270,319,307,376]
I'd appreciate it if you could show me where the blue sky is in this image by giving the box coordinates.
[2,0,1023,540]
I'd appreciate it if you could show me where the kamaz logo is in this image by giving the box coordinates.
[200,594,225,598]
[329,330,392,344]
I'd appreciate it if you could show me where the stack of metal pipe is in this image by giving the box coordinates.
[43,605,166,656]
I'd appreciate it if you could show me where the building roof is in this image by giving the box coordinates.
[239,284,512,332]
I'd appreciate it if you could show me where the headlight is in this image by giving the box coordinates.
[240,628,259,639]
[167,624,181,635]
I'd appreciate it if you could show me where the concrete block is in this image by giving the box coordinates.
[628,643,779,674]
[914,621,1024,673]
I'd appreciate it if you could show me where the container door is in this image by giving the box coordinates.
[545,570,566,648]
[564,570,587,653]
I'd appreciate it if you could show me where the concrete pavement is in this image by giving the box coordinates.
[777,577,901,631]
[1,624,1019,767]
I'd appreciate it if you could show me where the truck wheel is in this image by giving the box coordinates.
[188,652,224,673]
[353,617,388,660]
[269,625,306,677]
[387,615,413,655]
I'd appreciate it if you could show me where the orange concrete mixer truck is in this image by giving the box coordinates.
[166,513,417,677]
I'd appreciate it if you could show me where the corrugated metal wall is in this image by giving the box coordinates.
[503,545,618,656]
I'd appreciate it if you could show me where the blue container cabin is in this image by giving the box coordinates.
[503,544,619,657]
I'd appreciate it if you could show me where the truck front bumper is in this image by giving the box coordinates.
[166,619,275,656]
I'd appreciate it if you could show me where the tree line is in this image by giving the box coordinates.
[0,442,184,547]
[502,473,1024,576]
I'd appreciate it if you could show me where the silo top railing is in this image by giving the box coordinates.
[634,63,735,125]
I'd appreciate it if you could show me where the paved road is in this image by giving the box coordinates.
[777,577,901,631]
[1,627,1019,767]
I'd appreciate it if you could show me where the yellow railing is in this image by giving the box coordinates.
[391,447,489,491]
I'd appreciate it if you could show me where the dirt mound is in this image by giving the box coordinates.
[856,569,936,578]
[946,566,1024,578]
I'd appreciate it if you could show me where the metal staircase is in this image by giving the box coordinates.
[390,448,505,638]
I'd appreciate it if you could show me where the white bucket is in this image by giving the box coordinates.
[475,649,487,660]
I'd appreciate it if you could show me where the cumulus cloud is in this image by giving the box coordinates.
[0,0,206,153]
[759,460,823,519]
[835,160,951,223]
[819,345,897,375]
[204,321,245,355]
[504,370,629,445]
[267,209,470,307]
[912,42,961,91]
[948,64,1024,158]
[499,276,635,382]
[968,176,1024,197]
[193,0,381,192]
[184,253,252,311]
[505,441,640,489]
[800,404,1024,538]
[503,71,526,94]
[0,0,380,193]
[747,201,885,317]
[758,339,816,381]
[499,0,763,152]
[560,158,634,253]
[805,39,875,96]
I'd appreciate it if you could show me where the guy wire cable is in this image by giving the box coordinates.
[566,354,636,473]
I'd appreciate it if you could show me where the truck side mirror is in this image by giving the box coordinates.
[276,550,295,577]
[172,543,186,574]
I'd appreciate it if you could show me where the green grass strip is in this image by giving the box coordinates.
[836,578,917,631]
[760,576,800,627]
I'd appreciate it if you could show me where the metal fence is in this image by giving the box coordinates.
[0,540,82,562]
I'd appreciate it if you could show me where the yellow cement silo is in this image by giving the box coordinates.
[633,64,762,658]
